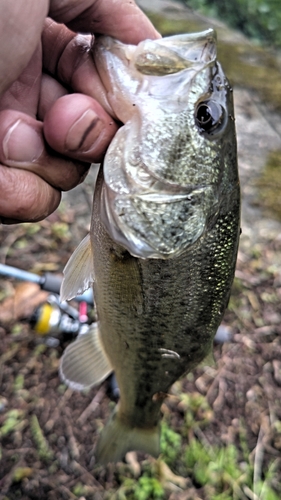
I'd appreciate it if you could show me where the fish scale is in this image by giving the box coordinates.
[60,29,240,464]
[90,175,239,435]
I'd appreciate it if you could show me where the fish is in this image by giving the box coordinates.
[60,29,240,465]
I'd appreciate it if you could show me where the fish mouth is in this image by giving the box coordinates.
[92,30,217,122]
[94,29,217,75]
[135,29,217,73]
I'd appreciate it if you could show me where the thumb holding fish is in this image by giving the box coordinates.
[0,0,159,224]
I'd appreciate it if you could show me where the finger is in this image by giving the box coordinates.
[0,165,61,223]
[43,94,118,162]
[0,110,90,191]
[42,20,114,117]
[38,73,69,119]
[49,0,160,44]
[0,0,48,95]
[0,44,42,116]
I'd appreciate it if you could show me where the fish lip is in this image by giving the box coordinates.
[94,28,217,54]
[92,29,217,96]
[92,35,134,89]
[154,28,217,63]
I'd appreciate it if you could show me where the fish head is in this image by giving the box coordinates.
[93,31,238,259]
[94,30,217,120]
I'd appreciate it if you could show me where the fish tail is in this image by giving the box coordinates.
[95,409,160,465]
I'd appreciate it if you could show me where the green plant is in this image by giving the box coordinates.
[0,409,24,437]
[30,415,54,462]
[179,392,213,432]
[160,421,182,465]
[134,475,164,500]
[186,439,253,497]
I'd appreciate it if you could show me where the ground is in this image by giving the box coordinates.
[1,172,281,500]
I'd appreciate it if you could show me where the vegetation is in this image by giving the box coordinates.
[256,150,281,221]
[184,0,281,48]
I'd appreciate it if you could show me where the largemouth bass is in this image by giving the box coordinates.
[60,29,240,464]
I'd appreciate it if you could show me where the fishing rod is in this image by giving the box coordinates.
[0,263,93,304]
[0,262,94,340]
[0,263,120,398]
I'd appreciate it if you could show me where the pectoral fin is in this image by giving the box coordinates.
[59,323,113,391]
[60,234,94,302]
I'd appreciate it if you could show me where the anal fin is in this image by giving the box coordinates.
[59,323,112,391]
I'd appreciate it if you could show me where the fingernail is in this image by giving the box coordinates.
[3,120,44,163]
[66,109,104,152]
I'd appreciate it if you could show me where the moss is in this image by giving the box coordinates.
[0,410,24,437]
[146,11,281,112]
[146,11,205,36]
[13,374,25,392]
[217,42,281,113]
[30,415,54,462]
[13,467,33,482]
[256,150,281,221]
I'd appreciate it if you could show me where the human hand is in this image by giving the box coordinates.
[0,0,159,224]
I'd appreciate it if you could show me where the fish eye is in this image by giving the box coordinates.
[195,100,224,133]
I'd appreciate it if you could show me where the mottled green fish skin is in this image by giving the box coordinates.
[92,174,240,432]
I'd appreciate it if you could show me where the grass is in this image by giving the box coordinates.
[104,402,280,500]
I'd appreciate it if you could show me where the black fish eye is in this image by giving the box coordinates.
[195,100,224,133]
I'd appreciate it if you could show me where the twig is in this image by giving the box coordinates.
[243,485,259,500]
[0,343,20,364]
[253,426,264,498]
[77,385,106,425]
[58,484,77,500]
[58,387,73,410]
[65,420,80,460]
[68,460,102,488]
[0,455,26,500]
[193,426,216,460]
[0,226,26,263]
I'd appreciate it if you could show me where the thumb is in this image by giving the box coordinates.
[0,109,90,190]
[43,93,118,163]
